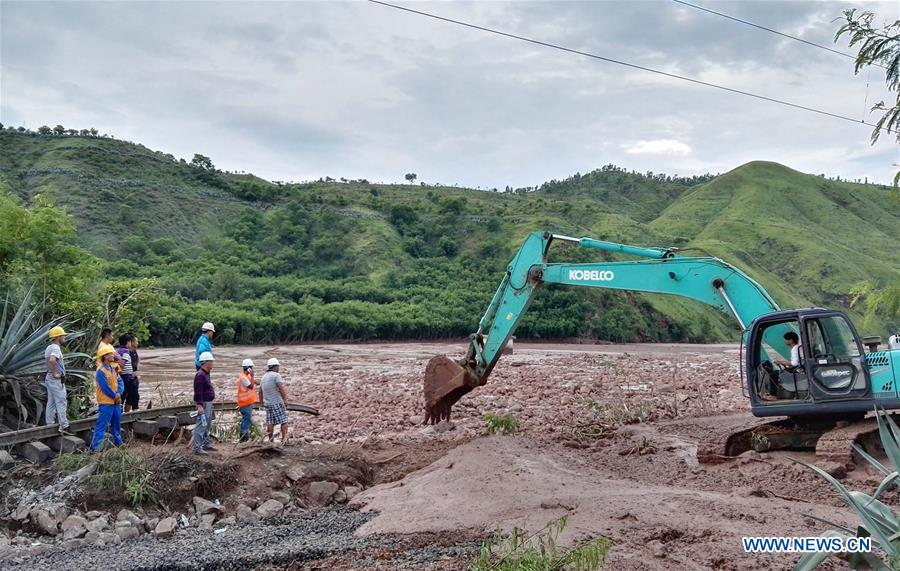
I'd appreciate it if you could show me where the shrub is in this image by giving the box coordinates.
[470,515,610,571]
[484,413,519,435]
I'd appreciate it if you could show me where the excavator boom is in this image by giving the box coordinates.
[423,231,781,423]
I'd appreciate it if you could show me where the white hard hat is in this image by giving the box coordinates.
[242,358,255,368]
[266,357,280,367]
[199,351,215,363]
[202,322,216,333]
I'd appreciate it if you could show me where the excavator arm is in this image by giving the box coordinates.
[423,231,781,423]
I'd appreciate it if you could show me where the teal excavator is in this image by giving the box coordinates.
[424,231,900,462]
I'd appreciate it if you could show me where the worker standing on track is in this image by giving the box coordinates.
[91,345,123,452]
[118,334,140,412]
[195,322,215,370]
[44,326,72,435]
[259,357,289,445]
[193,351,217,455]
[236,358,259,442]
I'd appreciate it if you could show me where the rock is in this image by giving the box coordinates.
[285,467,306,482]
[255,499,284,519]
[408,415,423,426]
[114,520,132,529]
[218,516,236,526]
[85,511,103,520]
[116,526,140,541]
[144,517,159,532]
[648,540,666,558]
[153,517,177,538]
[85,517,108,533]
[818,461,848,479]
[0,450,14,470]
[236,504,259,523]
[84,531,100,544]
[333,490,348,504]
[198,514,216,530]
[433,420,456,433]
[97,532,121,546]
[192,496,225,516]
[13,506,30,522]
[61,515,87,540]
[269,491,291,504]
[59,538,85,549]
[116,509,142,527]
[34,509,59,536]
[305,481,339,507]
[344,486,362,499]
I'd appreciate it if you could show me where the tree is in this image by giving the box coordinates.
[17,127,25,133]
[190,153,215,171]
[66,129,78,136]
[89,128,98,137]
[53,125,65,135]
[404,173,417,184]
[836,9,900,185]
[80,129,90,136]
[37,125,52,135]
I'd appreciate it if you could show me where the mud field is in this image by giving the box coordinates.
[4,341,885,569]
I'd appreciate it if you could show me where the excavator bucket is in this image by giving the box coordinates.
[423,355,476,424]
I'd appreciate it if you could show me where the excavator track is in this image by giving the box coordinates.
[698,414,892,471]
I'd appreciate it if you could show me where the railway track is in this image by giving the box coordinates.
[0,401,318,465]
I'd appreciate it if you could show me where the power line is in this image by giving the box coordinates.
[671,0,884,69]
[368,0,886,133]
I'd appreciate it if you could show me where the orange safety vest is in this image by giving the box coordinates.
[236,371,257,407]
[95,364,120,405]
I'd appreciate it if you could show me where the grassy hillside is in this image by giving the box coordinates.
[1,130,897,345]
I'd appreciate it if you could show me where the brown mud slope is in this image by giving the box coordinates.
[354,433,862,571]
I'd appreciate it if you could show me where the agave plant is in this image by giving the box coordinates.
[0,286,88,428]
[793,409,900,570]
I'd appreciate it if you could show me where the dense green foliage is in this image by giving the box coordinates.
[1,129,897,345]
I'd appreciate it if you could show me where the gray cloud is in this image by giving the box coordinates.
[1,0,897,187]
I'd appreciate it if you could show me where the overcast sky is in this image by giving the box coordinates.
[2,1,898,187]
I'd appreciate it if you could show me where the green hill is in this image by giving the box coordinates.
[1,130,897,345]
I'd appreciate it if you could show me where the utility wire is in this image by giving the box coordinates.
[671,0,885,69]
[368,0,886,133]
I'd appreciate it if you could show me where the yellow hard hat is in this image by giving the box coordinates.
[96,344,116,359]
[48,326,67,340]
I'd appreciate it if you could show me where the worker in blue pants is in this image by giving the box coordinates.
[91,344,123,452]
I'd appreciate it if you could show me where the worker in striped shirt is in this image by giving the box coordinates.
[117,334,140,412]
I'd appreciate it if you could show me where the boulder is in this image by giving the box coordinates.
[236,504,259,523]
[116,526,140,541]
[85,511,103,520]
[344,485,362,499]
[333,490,348,504]
[154,517,177,538]
[33,509,59,536]
[218,516,236,526]
[255,499,284,519]
[305,481,339,507]
[198,514,216,530]
[192,497,225,516]
[269,491,291,504]
[285,467,306,482]
[144,517,159,533]
[84,531,100,545]
[433,420,456,434]
[116,509,142,527]
[85,517,108,533]
[0,450,14,470]
[60,515,87,540]
[97,532,121,546]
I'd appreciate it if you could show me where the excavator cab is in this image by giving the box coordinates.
[747,308,878,417]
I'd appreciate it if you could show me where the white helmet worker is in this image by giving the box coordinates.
[266,357,280,368]
[201,322,216,333]
[198,351,215,363]
[242,358,255,368]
